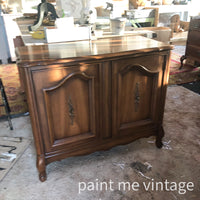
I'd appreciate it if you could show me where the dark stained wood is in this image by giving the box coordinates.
[112,59,159,136]
[16,35,173,181]
[13,36,26,92]
[13,36,25,48]
[180,16,200,69]
[16,36,172,66]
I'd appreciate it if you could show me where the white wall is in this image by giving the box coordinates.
[7,0,40,13]
[190,0,200,16]
[21,0,40,13]
[56,0,129,18]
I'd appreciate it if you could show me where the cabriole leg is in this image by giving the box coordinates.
[179,55,187,69]
[37,155,47,182]
[156,125,164,149]
[39,171,47,182]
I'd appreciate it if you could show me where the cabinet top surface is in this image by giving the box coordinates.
[16,35,172,66]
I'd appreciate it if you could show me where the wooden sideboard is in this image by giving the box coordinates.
[16,36,173,182]
[180,16,200,69]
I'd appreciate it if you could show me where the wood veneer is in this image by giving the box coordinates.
[16,36,173,181]
[180,16,200,69]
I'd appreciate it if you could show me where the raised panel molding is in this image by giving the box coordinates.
[119,64,159,76]
[16,35,172,181]
[43,71,96,147]
[115,63,160,134]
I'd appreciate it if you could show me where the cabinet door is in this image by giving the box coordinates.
[112,54,164,137]
[31,64,99,153]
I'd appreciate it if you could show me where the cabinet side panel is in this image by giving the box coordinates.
[186,31,200,47]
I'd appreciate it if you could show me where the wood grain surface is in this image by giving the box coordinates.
[16,36,172,181]
[16,36,173,66]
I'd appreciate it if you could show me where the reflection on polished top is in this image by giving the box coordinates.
[16,36,173,66]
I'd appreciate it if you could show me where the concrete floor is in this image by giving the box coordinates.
[0,85,199,200]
